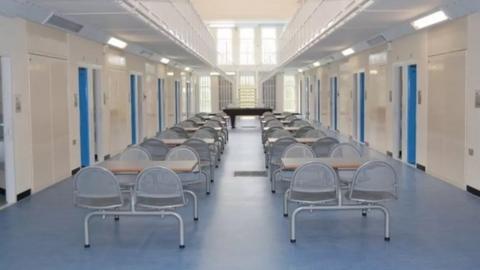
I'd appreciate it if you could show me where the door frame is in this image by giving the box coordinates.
[78,67,91,167]
[391,61,418,165]
[129,72,143,144]
[316,78,321,124]
[157,78,165,132]
[1,57,16,204]
[355,69,366,143]
[330,75,338,130]
[76,63,103,164]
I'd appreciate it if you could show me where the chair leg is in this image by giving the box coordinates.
[165,212,185,248]
[283,190,290,217]
[290,207,304,243]
[84,212,97,248]
[184,190,198,221]
[203,172,210,195]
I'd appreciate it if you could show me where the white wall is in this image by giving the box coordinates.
[303,15,471,190]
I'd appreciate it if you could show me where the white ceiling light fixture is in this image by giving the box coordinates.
[167,72,174,76]
[160,58,170,64]
[342,48,355,56]
[412,10,449,30]
[313,61,321,67]
[107,37,127,49]
[298,69,303,73]
[210,72,220,76]
[185,67,191,71]
[226,72,236,76]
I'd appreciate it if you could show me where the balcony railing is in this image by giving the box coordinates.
[278,0,373,66]
[121,0,216,66]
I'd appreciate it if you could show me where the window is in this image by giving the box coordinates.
[217,28,233,65]
[261,28,277,65]
[199,76,211,112]
[239,73,256,108]
[239,28,255,65]
[283,75,296,112]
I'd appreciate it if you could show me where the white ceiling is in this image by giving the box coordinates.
[191,0,301,23]
[285,0,480,69]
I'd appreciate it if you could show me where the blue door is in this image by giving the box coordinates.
[359,72,366,143]
[158,78,164,132]
[130,75,137,144]
[407,65,417,165]
[331,77,338,130]
[78,68,90,167]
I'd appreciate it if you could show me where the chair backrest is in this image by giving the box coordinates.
[294,126,315,138]
[291,119,311,127]
[193,128,215,140]
[285,115,298,122]
[190,116,204,124]
[135,166,185,209]
[290,162,338,202]
[329,143,362,159]
[312,137,340,157]
[304,129,327,138]
[265,119,283,128]
[119,146,152,161]
[178,120,197,128]
[140,138,169,161]
[205,120,221,128]
[166,145,200,165]
[349,160,398,202]
[74,166,123,209]
[157,129,184,139]
[269,129,292,139]
[282,143,315,159]
[170,127,189,138]
[183,138,211,163]
[270,137,297,164]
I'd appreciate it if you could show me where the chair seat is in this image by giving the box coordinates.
[289,190,337,204]
[136,196,185,209]
[276,171,294,182]
[76,196,123,209]
[177,172,205,185]
[349,190,396,202]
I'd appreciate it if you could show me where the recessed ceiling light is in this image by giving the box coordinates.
[298,69,303,73]
[313,62,321,67]
[185,67,191,71]
[107,37,127,49]
[167,72,174,76]
[412,10,449,30]
[160,58,170,64]
[226,72,236,76]
[210,72,220,76]
[342,48,355,56]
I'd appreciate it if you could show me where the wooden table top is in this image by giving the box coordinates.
[268,137,319,144]
[159,138,215,145]
[281,157,368,171]
[183,127,222,132]
[263,126,301,132]
[100,160,198,173]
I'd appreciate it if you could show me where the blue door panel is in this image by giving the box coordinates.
[130,75,137,144]
[78,68,90,167]
[407,65,417,165]
[359,72,366,143]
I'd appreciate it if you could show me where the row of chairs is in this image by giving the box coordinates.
[262,112,398,242]
[74,112,228,248]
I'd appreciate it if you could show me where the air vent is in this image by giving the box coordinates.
[44,14,83,33]
[367,35,387,47]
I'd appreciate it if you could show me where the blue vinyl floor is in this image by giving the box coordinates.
[1,117,480,270]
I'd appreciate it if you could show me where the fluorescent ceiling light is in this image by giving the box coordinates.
[210,72,220,76]
[167,72,174,76]
[342,48,355,56]
[185,67,191,71]
[298,69,303,73]
[107,37,127,49]
[313,62,320,67]
[160,58,170,64]
[412,10,449,30]
[226,72,236,76]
